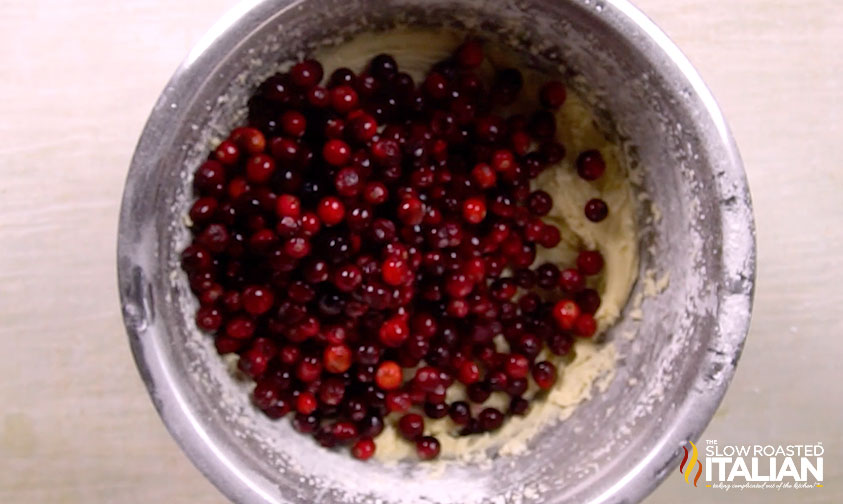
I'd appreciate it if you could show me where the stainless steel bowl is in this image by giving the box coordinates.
[118,1,756,502]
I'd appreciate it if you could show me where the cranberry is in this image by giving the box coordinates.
[296,391,318,414]
[575,313,597,337]
[323,139,351,166]
[552,300,581,330]
[214,140,240,165]
[196,306,222,331]
[540,81,567,109]
[334,264,363,292]
[449,401,471,425]
[275,194,301,219]
[232,126,267,154]
[461,197,487,224]
[560,268,585,293]
[398,413,424,440]
[324,344,352,373]
[456,40,484,68]
[364,181,388,205]
[584,198,609,222]
[478,407,504,431]
[351,438,376,460]
[467,383,491,404]
[538,225,562,248]
[290,59,323,88]
[504,354,530,379]
[577,288,602,315]
[532,361,557,389]
[307,86,330,108]
[225,316,255,339]
[242,286,274,315]
[318,377,346,406]
[527,190,553,216]
[296,355,323,382]
[279,110,306,138]
[330,85,359,114]
[416,436,441,460]
[577,250,604,275]
[317,196,345,226]
[375,361,402,390]
[397,197,425,226]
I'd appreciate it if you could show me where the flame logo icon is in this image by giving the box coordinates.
[679,441,703,487]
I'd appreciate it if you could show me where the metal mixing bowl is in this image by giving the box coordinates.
[118,0,756,502]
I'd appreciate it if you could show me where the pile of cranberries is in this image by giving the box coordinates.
[181,39,610,461]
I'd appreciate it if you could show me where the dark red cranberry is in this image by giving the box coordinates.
[467,383,491,404]
[540,80,567,109]
[577,288,602,315]
[369,53,398,80]
[416,436,441,460]
[509,397,530,416]
[577,250,604,275]
[351,438,376,460]
[527,190,553,216]
[529,110,556,140]
[292,412,320,434]
[584,198,609,222]
[330,85,359,114]
[576,150,606,181]
[307,86,330,108]
[478,407,504,431]
[214,140,240,166]
[424,402,449,419]
[560,268,585,293]
[533,361,558,389]
[448,401,471,425]
[290,59,323,88]
[358,414,385,438]
[317,196,345,226]
[456,40,484,68]
[398,413,424,440]
[322,139,351,166]
[328,67,355,87]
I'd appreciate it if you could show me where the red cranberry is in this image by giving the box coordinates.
[225,316,255,339]
[280,110,307,138]
[232,127,266,154]
[334,264,362,292]
[478,407,504,431]
[575,313,597,337]
[504,354,530,379]
[374,361,402,390]
[471,162,496,189]
[324,344,352,373]
[351,438,376,460]
[560,268,585,292]
[323,139,351,166]
[290,59,323,88]
[382,256,408,286]
[245,154,275,183]
[307,86,330,108]
[456,39,484,68]
[242,286,274,315]
[577,250,604,275]
[364,181,388,205]
[532,361,558,389]
[416,436,441,460]
[461,197,487,224]
[296,391,318,414]
[330,85,359,114]
[577,288,602,315]
[317,196,345,226]
[195,306,222,331]
[397,197,425,226]
[449,401,471,425]
[319,377,346,406]
[214,140,240,165]
[296,355,322,382]
[576,149,606,181]
[584,198,609,222]
[350,113,378,142]
[552,299,581,330]
[369,53,398,80]
[539,81,567,109]
[538,225,562,248]
[398,413,424,440]
[527,190,553,216]
[467,383,491,404]
[474,115,506,143]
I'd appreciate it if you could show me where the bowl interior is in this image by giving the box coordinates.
[118,1,755,503]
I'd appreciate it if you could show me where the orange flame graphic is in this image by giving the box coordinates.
[679,441,702,487]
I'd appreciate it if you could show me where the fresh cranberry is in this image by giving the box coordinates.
[456,40,484,68]
[322,139,351,166]
[577,150,606,180]
[577,288,602,315]
[461,197,487,224]
[214,140,240,165]
[478,407,504,431]
[416,436,441,460]
[330,85,359,114]
[242,286,274,315]
[290,59,324,88]
[324,344,352,373]
[575,313,597,337]
[527,190,553,216]
[317,196,345,226]
[532,361,557,389]
[584,198,609,222]
[232,126,266,154]
[560,268,585,292]
[398,413,424,440]
[397,197,425,226]
[577,250,604,275]
[351,438,376,460]
[375,361,402,390]
[552,299,581,330]
[364,181,388,205]
[334,264,362,292]
[540,81,567,109]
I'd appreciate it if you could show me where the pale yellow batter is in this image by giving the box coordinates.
[314,28,639,462]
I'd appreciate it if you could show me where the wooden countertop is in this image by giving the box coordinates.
[1,1,840,502]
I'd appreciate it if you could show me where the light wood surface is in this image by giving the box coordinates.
[1,1,840,503]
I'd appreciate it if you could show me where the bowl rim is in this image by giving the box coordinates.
[118,1,756,503]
